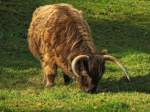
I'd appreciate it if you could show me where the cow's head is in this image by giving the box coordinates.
[71,51,130,93]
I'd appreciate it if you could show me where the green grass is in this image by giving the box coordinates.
[0,0,150,111]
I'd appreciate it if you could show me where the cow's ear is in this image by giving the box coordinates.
[100,49,108,55]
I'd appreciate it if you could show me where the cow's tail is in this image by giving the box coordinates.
[28,31,41,60]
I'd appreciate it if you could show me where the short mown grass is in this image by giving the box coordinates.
[0,0,150,111]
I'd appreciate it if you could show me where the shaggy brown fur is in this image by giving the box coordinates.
[28,4,97,86]
[28,4,129,92]
[28,3,129,93]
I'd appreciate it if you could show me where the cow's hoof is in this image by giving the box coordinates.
[45,83,55,88]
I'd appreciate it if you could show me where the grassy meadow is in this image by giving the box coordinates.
[0,0,150,111]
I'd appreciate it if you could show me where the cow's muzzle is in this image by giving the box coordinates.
[83,85,97,93]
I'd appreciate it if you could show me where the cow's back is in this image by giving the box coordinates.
[28,3,96,63]
[28,4,80,59]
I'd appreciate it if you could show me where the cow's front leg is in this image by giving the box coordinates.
[42,63,57,88]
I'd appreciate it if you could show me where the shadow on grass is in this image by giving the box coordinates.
[88,15,150,54]
[0,65,43,90]
[0,49,43,90]
[98,74,150,94]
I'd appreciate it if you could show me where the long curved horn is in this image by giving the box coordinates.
[71,55,89,77]
[103,55,130,81]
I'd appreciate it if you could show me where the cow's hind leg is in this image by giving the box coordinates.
[42,62,57,88]
[63,73,71,85]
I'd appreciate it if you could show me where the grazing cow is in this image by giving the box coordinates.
[28,3,130,93]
